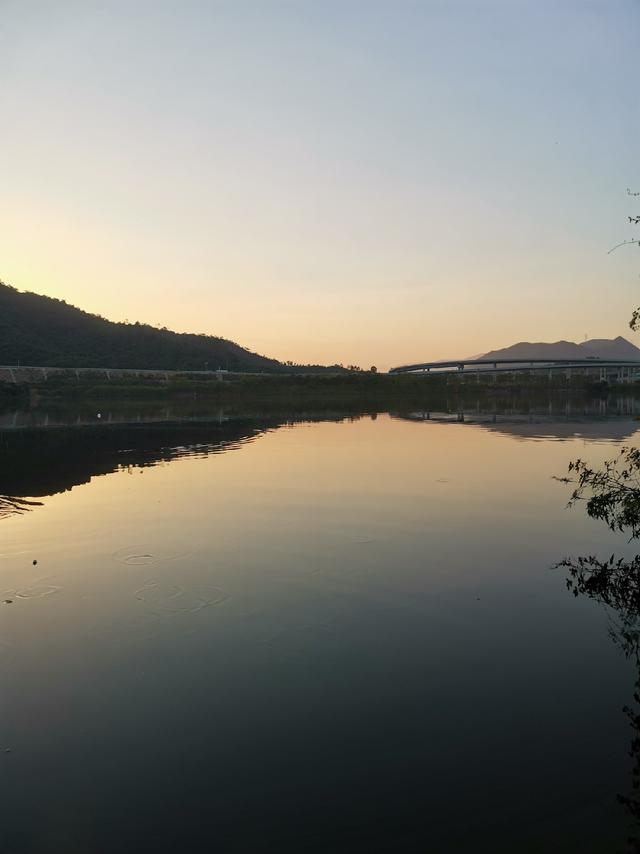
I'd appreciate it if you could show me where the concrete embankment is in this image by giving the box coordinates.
[0,365,231,384]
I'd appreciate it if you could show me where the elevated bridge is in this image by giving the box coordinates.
[388,357,640,382]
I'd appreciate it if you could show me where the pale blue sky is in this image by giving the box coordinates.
[1,0,638,367]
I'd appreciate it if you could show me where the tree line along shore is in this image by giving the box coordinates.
[1,370,636,411]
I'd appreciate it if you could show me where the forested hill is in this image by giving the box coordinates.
[0,282,295,372]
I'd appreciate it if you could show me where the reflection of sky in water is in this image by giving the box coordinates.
[1,413,638,852]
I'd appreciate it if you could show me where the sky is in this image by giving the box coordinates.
[1,0,639,370]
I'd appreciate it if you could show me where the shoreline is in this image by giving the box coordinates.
[2,373,640,423]
[2,370,636,407]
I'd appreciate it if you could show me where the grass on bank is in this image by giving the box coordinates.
[1,370,637,412]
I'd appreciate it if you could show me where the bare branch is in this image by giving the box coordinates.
[609,239,640,255]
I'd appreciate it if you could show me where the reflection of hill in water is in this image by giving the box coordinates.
[3,399,640,519]
[393,409,640,442]
[0,416,340,517]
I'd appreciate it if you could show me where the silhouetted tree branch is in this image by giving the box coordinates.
[615,189,640,330]
[557,444,640,850]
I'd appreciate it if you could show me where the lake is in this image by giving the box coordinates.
[2,398,639,853]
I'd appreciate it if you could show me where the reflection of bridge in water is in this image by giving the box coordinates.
[389,357,640,382]
[393,396,640,442]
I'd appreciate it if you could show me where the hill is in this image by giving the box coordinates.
[0,281,315,372]
[579,337,640,359]
[482,336,640,362]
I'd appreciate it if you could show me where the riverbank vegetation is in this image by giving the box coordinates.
[2,370,639,417]
[2,370,635,403]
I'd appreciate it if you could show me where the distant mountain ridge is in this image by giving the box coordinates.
[481,336,640,362]
[0,281,339,373]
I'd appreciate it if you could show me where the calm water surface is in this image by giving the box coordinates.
[1,402,639,853]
